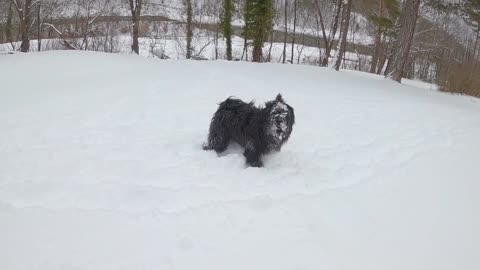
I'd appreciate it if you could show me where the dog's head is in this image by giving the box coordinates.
[265,94,295,149]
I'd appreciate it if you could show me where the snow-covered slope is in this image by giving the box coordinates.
[1,51,479,270]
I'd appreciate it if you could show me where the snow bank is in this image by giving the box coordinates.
[1,51,479,270]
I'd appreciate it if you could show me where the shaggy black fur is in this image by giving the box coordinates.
[203,94,295,167]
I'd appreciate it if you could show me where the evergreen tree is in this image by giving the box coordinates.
[368,0,399,73]
[221,0,234,61]
[243,0,274,62]
[385,0,421,82]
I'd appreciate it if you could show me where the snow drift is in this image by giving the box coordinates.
[0,51,479,270]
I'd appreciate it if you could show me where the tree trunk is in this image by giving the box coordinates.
[241,38,248,61]
[252,17,263,62]
[185,0,193,59]
[6,2,14,46]
[19,0,33,53]
[473,24,480,63]
[314,0,330,66]
[251,0,272,63]
[322,0,342,66]
[290,0,297,64]
[215,31,219,60]
[333,0,352,71]
[132,20,140,54]
[385,0,421,82]
[376,41,386,74]
[253,46,262,62]
[382,39,395,76]
[370,33,381,73]
[369,0,384,73]
[282,0,287,63]
[20,21,30,52]
[222,0,233,60]
[267,30,274,62]
[128,0,143,54]
[404,55,415,79]
[37,2,41,52]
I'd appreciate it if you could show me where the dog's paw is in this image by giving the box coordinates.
[249,160,264,168]
[202,143,211,150]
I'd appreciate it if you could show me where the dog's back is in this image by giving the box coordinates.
[217,97,254,113]
[215,97,256,127]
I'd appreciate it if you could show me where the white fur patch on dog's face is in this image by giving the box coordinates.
[273,101,287,111]
[268,101,290,143]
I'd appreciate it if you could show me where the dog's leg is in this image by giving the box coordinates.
[204,132,230,153]
[243,142,263,167]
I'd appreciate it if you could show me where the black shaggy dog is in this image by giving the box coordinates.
[203,94,295,167]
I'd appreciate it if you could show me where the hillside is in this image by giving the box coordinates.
[1,51,480,270]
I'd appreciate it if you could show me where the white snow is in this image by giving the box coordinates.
[1,51,480,270]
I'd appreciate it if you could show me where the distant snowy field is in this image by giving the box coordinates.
[1,51,479,270]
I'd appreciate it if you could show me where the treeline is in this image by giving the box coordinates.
[0,0,479,96]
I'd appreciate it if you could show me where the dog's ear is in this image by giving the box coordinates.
[287,104,295,125]
[276,94,284,102]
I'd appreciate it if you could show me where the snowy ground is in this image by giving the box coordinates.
[1,51,480,270]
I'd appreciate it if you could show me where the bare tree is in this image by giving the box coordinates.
[313,0,329,65]
[28,0,61,52]
[369,0,382,73]
[290,0,297,64]
[5,1,19,50]
[282,0,287,63]
[79,0,110,50]
[185,0,193,59]
[294,3,311,65]
[333,0,352,71]
[385,0,421,82]
[127,0,143,54]
[10,0,41,52]
[314,0,342,67]
[36,0,41,51]
[42,0,111,51]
